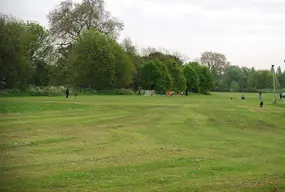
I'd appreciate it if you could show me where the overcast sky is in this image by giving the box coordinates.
[1,0,285,70]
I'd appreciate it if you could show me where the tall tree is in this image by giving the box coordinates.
[23,22,55,85]
[200,66,214,93]
[120,37,142,90]
[69,29,134,90]
[200,51,230,77]
[171,51,188,65]
[32,60,51,86]
[25,22,55,64]
[165,60,186,91]
[111,41,135,88]
[254,70,280,89]
[0,15,29,89]
[247,71,257,90]
[69,29,116,89]
[48,0,124,45]
[183,64,199,92]
[141,48,184,65]
[49,44,72,86]
[224,66,244,90]
[140,60,173,91]
[189,62,203,92]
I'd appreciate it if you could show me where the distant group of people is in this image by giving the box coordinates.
[240,95,246,100]
[137,89,193,96]
[241,92,285,108]
[165,91,173,96]
[237,93,263,108]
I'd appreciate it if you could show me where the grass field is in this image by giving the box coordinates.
[1,93,285,192]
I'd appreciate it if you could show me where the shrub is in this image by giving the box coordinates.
[0,86,135,96]
[94,89,134,95]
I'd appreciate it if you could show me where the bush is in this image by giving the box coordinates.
[254,88,285,93]
[0,89,22,96]
[90,89,134,95]
[27,85,66,96]
[0,86,135,96]
[0,86,66,97]
[79,88,98,95]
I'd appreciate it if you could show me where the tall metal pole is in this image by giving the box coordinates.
[272,65,276,103]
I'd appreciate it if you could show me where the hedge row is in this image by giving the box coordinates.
[0,86,135,96]
[213,88,285,93]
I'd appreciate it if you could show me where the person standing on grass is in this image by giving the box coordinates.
[259,92,262,101]
[66,88,69,98]
[260,101,264,108]
[138,89,141,96]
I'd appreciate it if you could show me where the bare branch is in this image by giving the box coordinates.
[47,0,123,46]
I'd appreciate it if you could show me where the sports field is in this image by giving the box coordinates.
[1,93,285,192]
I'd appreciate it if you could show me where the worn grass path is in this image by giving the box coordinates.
[0,93,285,192]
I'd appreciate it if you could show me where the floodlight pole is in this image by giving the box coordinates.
[272,65,276,103]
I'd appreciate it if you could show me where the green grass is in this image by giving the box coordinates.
[0,93,285,192]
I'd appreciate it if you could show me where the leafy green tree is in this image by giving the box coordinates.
[49,45,72,86]
[223,66,244,90]
[140,60,173,91]
[165,60,186,91]
[238,67,250,90]
[189,62,203,92]
[33,60,51,86]
[156,63,173,91]
[183,64,199,92]
[69,30,116,89]
[145,51,183,65]
[139,60,159,90]
[22,22,55,86]
[111,42,135,88]
[0,15,56,89]
[254,70,280,89]
[217,78,230,92]
[24,22,54,63]
[49,60,69,86]
[230,81,239,92]
[200,66,214,93]
[247,72,257,90]
[69,29,134,90]
[120,37,142,90]
[0,15,30,89]
[187,62,213,93]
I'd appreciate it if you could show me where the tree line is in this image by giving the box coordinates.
[1,0,284,93]
[213,65,285,92]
